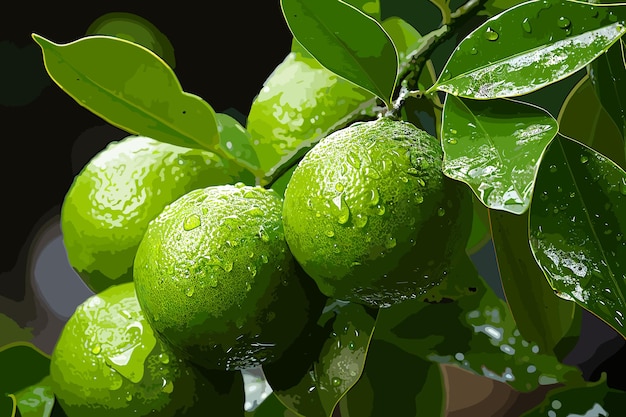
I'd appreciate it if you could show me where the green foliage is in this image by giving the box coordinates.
[19,0,626,415]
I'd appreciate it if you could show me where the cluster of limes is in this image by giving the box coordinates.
[53,116,470,415]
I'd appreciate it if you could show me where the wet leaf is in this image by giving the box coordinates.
[245,393,299,417]
[521,373,626,416]
[0,343,50,398]
[216,113,263,178]
[529,135,626,339]
[280,0,398,109]
[558,75,626,169]
[263,301,377,417]
[490,209,581,359]
[14,377,54,417]
[466,195,491,255]
[589,38,626,140]
[32,34,219,152]
[338,341,445,416]
[441,95,558,214]
[434,0,626,99]
[373,255,582,393]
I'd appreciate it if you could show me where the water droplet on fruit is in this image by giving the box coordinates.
[364,166,380,179]
[331,377,342,387]
[260,254,269,264]
[248,265,257,277]
[183,214,201,231]
[332,194,350,224]
[375,204,385,216]
[522,17,532,33]
[407,167,419,175]
[447,138,458,145]
[385,236,397,249]
[91,345,101,355]
[335,182,345,192]
[347,151,361,169]
[325,230,335,237]
[348,341,355,350]
[186,287,194,297]
[158,353,170,364]
[484,27,499,41]
[208,274,218,287]
[438,207,446,216]
[245,206,264,217]
[368,188,380,206]
[259,227,270,242]
[354,213,368,228]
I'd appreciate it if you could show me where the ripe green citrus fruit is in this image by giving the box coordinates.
[49,282,221,417]
[61,135,253,293]
[133,183,325,371]
[282,117,472,308]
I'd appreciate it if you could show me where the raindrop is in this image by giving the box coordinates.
[557,16,571,29]
[161,379,174,394]
[580,155,589,164]
[437,207,446,217]
[183,214,201,231]
[335,182,345,192]
[347,151,361,169]
[522,17,532,33]
[259,227,270,242]
[331,377,342,387]
[484,27,499,41]
[325,230,335,238]
[348,341,355,350]
[368,188,380,206]
[91,345,102,355]
[186,287,194,297]
[158,353,170,364]
[470,47,478,55]
[375,204,386,216]
[332,194,350,224]
[260,254,269,264]
[447,138,458,145]
[549,164,557,173]
[354,213,368,228]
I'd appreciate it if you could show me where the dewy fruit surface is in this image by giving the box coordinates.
[61,135,253,294]
[133,183,324,371]
[49,282,218,417]
[282,117,472,308]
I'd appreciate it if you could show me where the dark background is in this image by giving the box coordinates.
[2,0,625,402]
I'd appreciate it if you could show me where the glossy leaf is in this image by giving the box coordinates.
[559,75,626,169]
[442,95,558,214]
[245,393,299,417]
[280,0,398,109]
[263,301,377,417]
[466,195,491,255]
[521,374,626,416]
[433,0,626,99]
[216,113,263,178]
[373,255,583,393]
[32,34,220,152]
[14,377,54,417]
[490,209,580,359]
[338,341,445,416]
[0,343,50,398]
[589,38,626,139]
[529,135,626,339]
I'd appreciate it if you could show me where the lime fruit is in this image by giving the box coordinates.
[61,135,253,293]
[282,117,472,308]
[133,183,325,371]
[49,282,224,417]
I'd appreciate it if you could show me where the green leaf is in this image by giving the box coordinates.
[338,341,445,417]
[490,209,581,359]
[0,342,50,398]
[263,301,377,417]
[589,39,626,140]
[558,75,626,169]
[433,0,626,99]
[466,195,491,255]
[373,255,582,393]
[521,374,626,416]
[1,395,16,417]
[280,0,398,109]
[441,95,558,214]
[216,113,263,178]
[0,314,33,347]
[32,34,220,152]
[14,377,54,417]
[529,135,626,339]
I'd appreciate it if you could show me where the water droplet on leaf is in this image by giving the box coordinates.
[485,27,499,41]
[522,18,532,33]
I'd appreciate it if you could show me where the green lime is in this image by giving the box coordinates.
[49,282,221,417]
[61,135,253,294]
[282,117,472,308]
[133,183,325,371]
